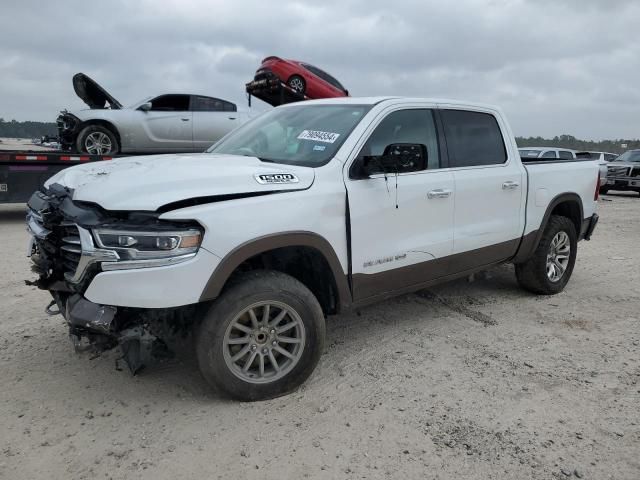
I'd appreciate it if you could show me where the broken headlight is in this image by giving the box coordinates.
[93,228,202,270]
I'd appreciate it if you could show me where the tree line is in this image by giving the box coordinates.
[0,119,637,154]
[0,119,57,139]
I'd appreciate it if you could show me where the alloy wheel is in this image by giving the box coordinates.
[223,301,306,384]
[546,231,571,282]
[85,132,113,154]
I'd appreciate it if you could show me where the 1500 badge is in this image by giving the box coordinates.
[254,173,299,184]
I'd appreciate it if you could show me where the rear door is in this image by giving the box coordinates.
[439,107,524,271]
[137,94,193,152]
[345,107,455,301]
[191,95,240,151]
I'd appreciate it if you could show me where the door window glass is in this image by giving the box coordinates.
[441,110,507,167]
[558,150,574,159]
[149,95,190,111]
[541,150,558,158]
[192,96,237,112]
[353,109,440,176]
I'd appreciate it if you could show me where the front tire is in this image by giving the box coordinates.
[76,125,119,155]
[515,215,577,295]
[196,271,325,401]
[599,187,609,194]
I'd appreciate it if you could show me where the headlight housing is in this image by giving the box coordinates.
[93,227,202,270]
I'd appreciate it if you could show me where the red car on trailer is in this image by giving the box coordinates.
[247,56,349,106]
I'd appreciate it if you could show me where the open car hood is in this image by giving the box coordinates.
[44,154,315,211]
[72,73,122,110]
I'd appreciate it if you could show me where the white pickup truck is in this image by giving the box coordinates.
[26,97,600,401]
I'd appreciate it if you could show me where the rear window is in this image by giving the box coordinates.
[192,96,237,112]
[441,110,507,167]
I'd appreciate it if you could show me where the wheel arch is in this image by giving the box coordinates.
[78,119,121,149]
[200,231,352,314]
[514,193,583,263]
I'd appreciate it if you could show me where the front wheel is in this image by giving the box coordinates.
[196,271,325,401]
[515,215,578,295]
[599,187,609,195]
[76,125,119,155]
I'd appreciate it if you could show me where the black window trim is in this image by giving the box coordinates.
[435,108,509,169]
[348,107,444,180]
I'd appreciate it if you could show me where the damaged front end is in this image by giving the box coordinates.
[26,185,202,373]
[56,111,81,152]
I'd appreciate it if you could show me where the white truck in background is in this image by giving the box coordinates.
[26,97,600,401]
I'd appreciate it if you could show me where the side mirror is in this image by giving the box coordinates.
[383,143,427,169]
[139,102,152,112]
[355,143,427,178]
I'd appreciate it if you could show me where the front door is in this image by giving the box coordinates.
[345,108,455,301]
[138,94,193,152]
[439,107,524,270]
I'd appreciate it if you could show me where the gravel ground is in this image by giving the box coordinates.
[1,194,638,480]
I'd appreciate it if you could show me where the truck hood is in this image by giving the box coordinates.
[44,154,315,211]
[73,72,122,110]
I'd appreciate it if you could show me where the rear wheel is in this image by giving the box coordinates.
[196,271,325,401]
[515,215,577,295]
[287,75,306,95]
[76,125,119,155]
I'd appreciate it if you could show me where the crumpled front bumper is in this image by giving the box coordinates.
[57,111,81,152]
[62,294,169,374]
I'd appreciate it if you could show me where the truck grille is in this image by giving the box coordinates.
[60,225,82,278]
[607,165,631,177]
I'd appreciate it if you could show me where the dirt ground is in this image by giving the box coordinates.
[1,194,638,480]
[0,138,54,151]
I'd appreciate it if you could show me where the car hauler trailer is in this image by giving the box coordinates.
[0,151,114,204]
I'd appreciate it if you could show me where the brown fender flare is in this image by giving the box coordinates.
[513,192,584,264]
[199,231,352,310]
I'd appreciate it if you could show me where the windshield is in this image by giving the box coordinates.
[615,150,640,162]
[208,104,371,167]
[518,149,542,158]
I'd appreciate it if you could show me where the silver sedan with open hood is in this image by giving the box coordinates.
[57,73,251,155]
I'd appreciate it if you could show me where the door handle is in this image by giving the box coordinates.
[181,118,190,121]
[427,189,452,199]
[228,117,237,120]
[502,181,520,190]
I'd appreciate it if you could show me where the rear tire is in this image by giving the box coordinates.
[287,75,306,95]
[515,215,577,295]
[76,125,119,155]
[196,270,325,401]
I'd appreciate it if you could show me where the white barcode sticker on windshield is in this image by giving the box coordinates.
[297,130,340,143]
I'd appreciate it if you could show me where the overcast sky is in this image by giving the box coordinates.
[1,0,638,139]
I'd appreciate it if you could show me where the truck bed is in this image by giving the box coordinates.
[523,159,599,238]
